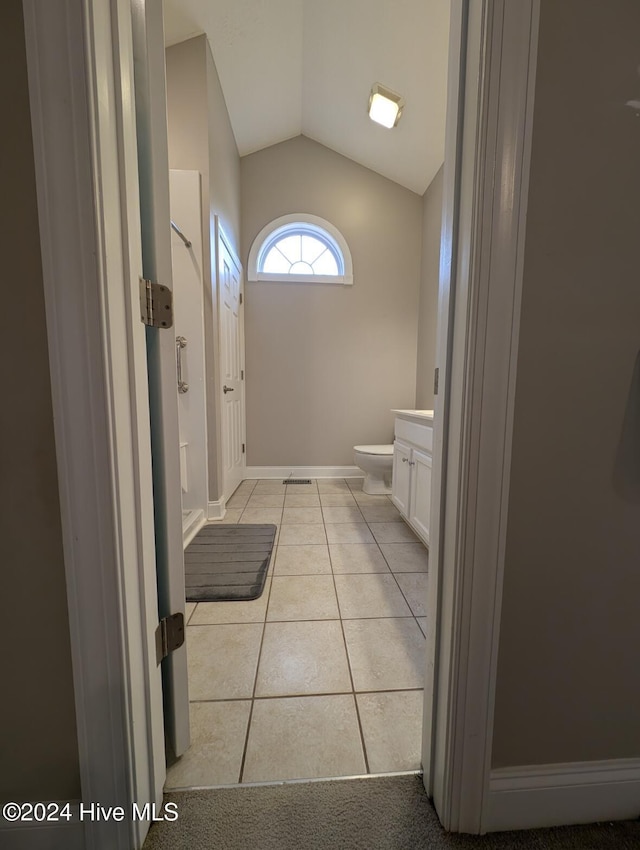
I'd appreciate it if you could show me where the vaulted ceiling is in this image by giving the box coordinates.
[163,0,450,195]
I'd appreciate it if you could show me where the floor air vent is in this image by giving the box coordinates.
[283,479,312,485]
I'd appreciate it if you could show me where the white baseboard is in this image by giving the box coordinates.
[182,509,206,547]
[486,758,640,832]
[244,465,363,480]
[207,498,226,521]
[1,802,84,850]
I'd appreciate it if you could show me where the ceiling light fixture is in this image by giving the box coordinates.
[368,83,405,128]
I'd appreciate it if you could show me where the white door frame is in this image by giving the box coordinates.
[216,218,247,501]
[423,0,540,834]
[22,0,169,847]
[21,0,539,845]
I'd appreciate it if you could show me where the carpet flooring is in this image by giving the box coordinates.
[142,774,640,849]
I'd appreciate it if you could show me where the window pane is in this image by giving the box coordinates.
[274,234,302,264]
[254,218,349,280]
[289,261,314,275]
[311,250,339,275]
[262,246,291,274]
[301,235,326,265]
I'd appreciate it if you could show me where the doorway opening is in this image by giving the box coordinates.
[161,0,450,790]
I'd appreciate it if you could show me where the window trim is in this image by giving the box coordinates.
[247,213,353,285]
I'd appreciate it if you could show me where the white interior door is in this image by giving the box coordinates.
[131,0,190,757]
[170,170,208,537]
[217,221,246,500]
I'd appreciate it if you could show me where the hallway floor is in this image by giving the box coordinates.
[166,477,428,789]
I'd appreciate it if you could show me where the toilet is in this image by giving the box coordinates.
[353,444,394,494]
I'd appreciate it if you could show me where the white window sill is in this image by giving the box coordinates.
[248,272,353,285]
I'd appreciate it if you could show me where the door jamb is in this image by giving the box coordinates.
[424,0,540,834]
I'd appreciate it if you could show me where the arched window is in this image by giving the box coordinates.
[248,214,353,285]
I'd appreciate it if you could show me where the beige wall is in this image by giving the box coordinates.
[206,48,241,253]
[0,1,80,802]
[240,136,422,466]
[492,0,640,768]
[416,166,443,409]
[166,36,241,499]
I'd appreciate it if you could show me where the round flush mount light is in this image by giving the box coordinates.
[368,83,405,128]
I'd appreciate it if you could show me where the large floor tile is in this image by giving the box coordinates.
[218,509,243,524]
[187,623,263,700]
[343,618,426,691]
[334,574,412,619]
[285,482,318,494]
[284,493,321,507]
[267,575,339,621]
[325,522,375,544]
[165,701,250,789]
[346,478,365,490]
[358,503,403,523]
[356,691,423,773]
[395,572,429,617]
[319,493,357,507]
[239,507,283,525]
[185,602,197,624]
[255,620,351,697]
[278,523,327,545]
[246,494,285,508]
[321,506,364,524]
[242,695,366,782]
[189,579,271,625]
[353,492,393,505]
[226,491,251,509]
[379,542,429,572]
[253,482,286,494]
[282,507,324,524]
[234,480,257,493]
[329,544,389,574]
[273,545,331,575]
[369,521,419,544]
[317,479,350,493]
[417,617,428,637]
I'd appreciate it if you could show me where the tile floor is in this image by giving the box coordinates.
[166,477,429,790]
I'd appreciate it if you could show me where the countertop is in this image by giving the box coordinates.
[391,409,434,423]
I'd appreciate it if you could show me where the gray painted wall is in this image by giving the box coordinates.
[0,0,80,802]
[166,36,241,500]
[416,166,443,409]
[240,136,422,466]
[493,0,640,767]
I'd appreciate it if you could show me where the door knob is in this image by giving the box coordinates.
[223,385,234,394]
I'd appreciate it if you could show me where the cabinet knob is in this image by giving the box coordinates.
[402,457,409,463]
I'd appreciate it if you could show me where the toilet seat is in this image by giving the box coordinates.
[354,444,393,456]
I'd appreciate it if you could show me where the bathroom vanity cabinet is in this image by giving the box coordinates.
[391,410,434,547]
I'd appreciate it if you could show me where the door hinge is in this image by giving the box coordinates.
[242,443,246,454]
[241,369,244,380]
[140,277,174,328]
[239,292,243,305]
[155,612,185,664]
[434,367,439,396]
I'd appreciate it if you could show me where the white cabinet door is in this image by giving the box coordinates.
[409,448,432,545]
[392,439,412,516]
